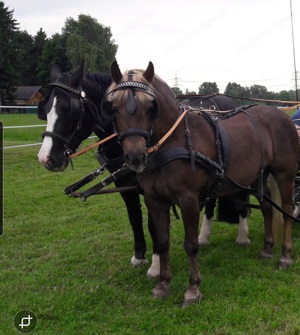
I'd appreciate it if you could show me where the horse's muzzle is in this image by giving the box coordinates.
[125,152,146,173]
[122,136,147,173]
[38,154,68,172]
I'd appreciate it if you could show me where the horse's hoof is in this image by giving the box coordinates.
[261,250,273,260]
[151,282,169,299]
[146,254,160,279]
[236,238,251,246]
[181,287,202,308]
[278,257,293,269]
[131,256,148,267]
[198,239,209,246]
[147,268,160,279]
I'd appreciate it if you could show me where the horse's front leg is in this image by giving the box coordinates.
[119,190,148,266]
[198,199,214,246]
[147,214,160,278]
[145,197,172,299]
[180,196,202,308]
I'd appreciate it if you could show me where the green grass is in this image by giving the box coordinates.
[1,114,46,147]
[1,115,300,334]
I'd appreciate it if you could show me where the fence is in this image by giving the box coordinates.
[3,124,96,150]
[0,106,38,114]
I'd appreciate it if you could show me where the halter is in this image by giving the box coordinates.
[103,72,158,143]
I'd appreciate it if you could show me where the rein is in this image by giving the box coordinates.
[69,133,117,159]
[147,109,188,154]
[68,110,188,158]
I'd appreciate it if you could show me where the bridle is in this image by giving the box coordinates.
[102,71,159,144]
[41,80,100,158]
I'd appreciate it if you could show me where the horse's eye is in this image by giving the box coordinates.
[111,106,119,114]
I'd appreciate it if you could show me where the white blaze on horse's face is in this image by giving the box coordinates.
[37,97,58,166]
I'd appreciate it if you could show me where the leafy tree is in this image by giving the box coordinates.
[37,33,71,86]
[13,30,34,85]
[248,84,268,99]
[171,87,183,95]
[63,14,118,72]
[0,1,19,104]
[185,88,197,95]
[198,82,219,95]
[224,82,250,104]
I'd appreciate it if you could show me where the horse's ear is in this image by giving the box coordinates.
[70,60,85,87]
[50,65,61,81]
[111,61,123,83]
[143,61,154,83]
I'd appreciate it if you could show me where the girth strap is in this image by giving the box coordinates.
[145,147,224,174]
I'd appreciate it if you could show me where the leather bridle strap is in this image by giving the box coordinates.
[118,128,149,141]
[147,109,188,153]
[42,130,69,146]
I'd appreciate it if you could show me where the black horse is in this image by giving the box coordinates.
[37,61,159,271]
[180,94,251,246]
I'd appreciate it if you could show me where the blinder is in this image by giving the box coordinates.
[37,89,55,121]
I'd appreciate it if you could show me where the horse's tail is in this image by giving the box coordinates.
[217,194,250,224]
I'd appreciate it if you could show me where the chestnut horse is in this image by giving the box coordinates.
[101,61,298,307]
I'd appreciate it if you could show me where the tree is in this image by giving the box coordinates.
[13,30,34,85]
[185,88,197,95]
[0,1,19,104]
[198,82,219,95]
[171,87,183,95]
[248,84,268,99]
[224,82,249,104]
[37,33,72,86]
[63,14,118,72]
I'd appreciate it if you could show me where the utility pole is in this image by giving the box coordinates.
[290,0,299,100]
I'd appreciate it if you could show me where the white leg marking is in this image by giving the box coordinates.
[130,255,148,267]
[236,216,251,245]
[147,254,160,279]
[37,97,58,164]
[198,215,212,245]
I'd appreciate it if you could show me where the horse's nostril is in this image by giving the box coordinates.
[125,152,146,172]
[47,156,56,167]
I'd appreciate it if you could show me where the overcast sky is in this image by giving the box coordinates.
[7,0,300,93]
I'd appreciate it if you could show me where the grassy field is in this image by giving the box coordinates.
[1,114,300,334]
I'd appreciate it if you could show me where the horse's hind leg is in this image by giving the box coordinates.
[259,182,274,259]
[235,193,251,246]
[276,178,294,268]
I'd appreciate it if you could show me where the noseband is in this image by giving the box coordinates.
[103,75,158,143]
